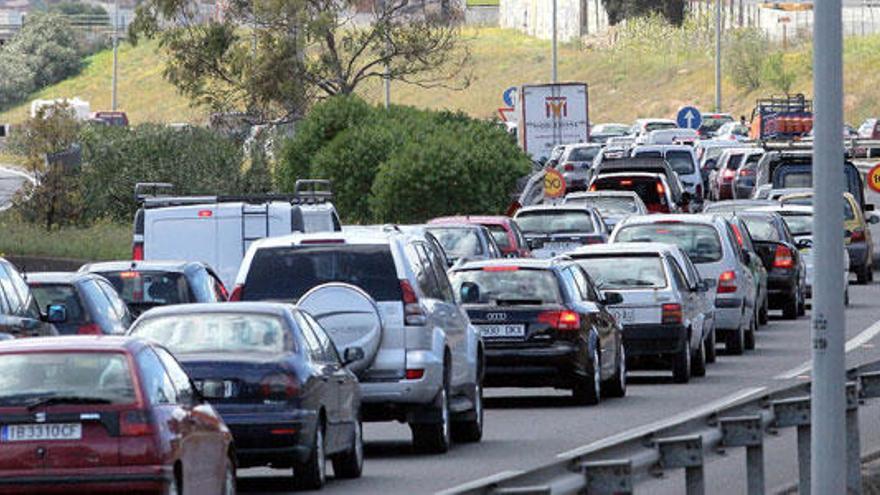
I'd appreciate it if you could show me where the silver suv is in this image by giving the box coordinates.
[233,227,484,453]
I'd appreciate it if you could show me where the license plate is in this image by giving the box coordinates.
[478,324,525,339]
[610,308,635,325]
[1,423,82,442]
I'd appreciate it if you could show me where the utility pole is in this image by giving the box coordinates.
[811,0,847,492]
[714,0,722,111]
[381,0,390,109]
[552,0,558,83]
[111,0,119,111]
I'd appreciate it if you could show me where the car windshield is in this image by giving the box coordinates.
[575,256,667,289]
[701,115,734,132]
[781,213,813,236]
[666,150,695,174]
[741,217,781,242]
[568,147,599,162]
[29,284,86,324]
[780,172,812,188]
[615,223,724,263]
[425,227,484,259]
[725,154,744,170]
[485,225,511,249]
[515,210,596,235]
[567,196,638,215]
[449,269,561,305]
[100,271,191,308]
[132,314,291,355]
[0,352,136,406]
[243,245,402,302]
[645,122,676,132]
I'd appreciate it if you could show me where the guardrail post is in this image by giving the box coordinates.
[656,434,704,495]
[581,460,632,495]
[847,382,862,495]
[720,415,764,495]
[772,396,812,495]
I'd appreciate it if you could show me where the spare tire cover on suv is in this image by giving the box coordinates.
[297,283,382,374]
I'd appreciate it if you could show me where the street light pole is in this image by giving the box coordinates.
[714,0,721,111]
[551,0,558,83]
[111,0,118,111]
[811,0,847,492]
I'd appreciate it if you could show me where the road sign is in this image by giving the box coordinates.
[544,169,566,199]
[676,106,703,130]
[867,163,880,193]
[503,87,518,108]
[498,107,515,123]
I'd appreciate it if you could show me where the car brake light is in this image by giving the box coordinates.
[400,280,427,326]
[198,209,213,218]
[738,168,755,177]
[773,244,795,269]
[731,225,744,247]
[228,284,244,301]
[120,410,154,437]
[722,168,736,181]
[717,270,737,294]
[662,303,683,325]
[850,229,866,243]
[119,271,140,279]
[405,369,425,380]
[537,310,580,331]
[483,266,519,271]
[620,179,633,186]
[260,374,300,401]
[589,185,597,191]
[77,323,102,335]
[563,163,574,171]
[132,243,144,261]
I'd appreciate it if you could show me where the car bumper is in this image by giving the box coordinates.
[718,183,734,199]
[846,242,870,270]
[714,297,744,331]
[483,342,580,388]
[622,323,688,357]
[215,406,317,468]
[767,271,797,307]
[360,350,443,405]
[0,465,173,493]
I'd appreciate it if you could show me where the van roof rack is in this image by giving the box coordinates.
[135,179,335,208]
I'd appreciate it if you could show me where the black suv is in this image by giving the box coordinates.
[448,259,626,405]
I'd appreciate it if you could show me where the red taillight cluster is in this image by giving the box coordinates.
[738,168,755,177]
[662,303,683,325]
[132,243,144,261]
[563,163,575,171]
[260,374,300,401]
[850,229,866,243]
[773,245,795,269]
[228,284,244,301]
[717,270,737,294]
[77,323,102,335]
[721,168,736,181]
[401,280,427,326]
[537,310,581,331]
[405,369,425,380]
[120,410,154,437]
[656,182,666,195]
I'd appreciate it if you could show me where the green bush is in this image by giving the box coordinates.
[762,52,795,95]
[725,28,768,92]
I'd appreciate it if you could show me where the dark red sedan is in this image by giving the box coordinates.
[0,336,235,494]
[428,215,531,258]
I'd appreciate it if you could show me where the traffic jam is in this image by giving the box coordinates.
[1,86,879,494]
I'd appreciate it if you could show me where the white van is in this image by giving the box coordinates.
[131,180,341,288]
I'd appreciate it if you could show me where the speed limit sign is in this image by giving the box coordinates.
[544,169,567,199]
[867,164,880,194]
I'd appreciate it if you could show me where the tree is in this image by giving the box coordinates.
[762,52,795,94]
[725,28,767,92]
[604,0,686,26]
[130,0,471,124]
[4,12,82,88]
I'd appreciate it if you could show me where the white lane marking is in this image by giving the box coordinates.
[775,319,880,380]
[435,470,524,495]
[555,386,767,460]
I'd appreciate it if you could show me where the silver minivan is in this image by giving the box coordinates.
[233,227,484,453]
[610,215,757,355]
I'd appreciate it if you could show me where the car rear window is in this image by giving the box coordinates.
[666,150,695,174]
[742,217,781,242]
[646,122,676,132]
[449,268,562,305]
[781,214,813,236]
[701,115,734,132]
[575,255,668,289]
[29,284,87,324]
[780,172,812,188]
[615,223,724,263]
[568,147,599,162]
[592,177,663,208]
[568,196,638,216]
[725,154,744,170]
[132,313,291,354]
[484,225,512,249]
[0,352,136,406]
[425,227,484,259]
[243,245,402,302]
[100,271,191,306]
[515,210,596,235]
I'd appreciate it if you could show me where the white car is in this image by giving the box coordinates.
[630,118,677,142]
[562,191,647,233]
[643,128,699,146]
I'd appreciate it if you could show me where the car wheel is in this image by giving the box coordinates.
[411,381,451,454]
[857,263,871,285]
[759,297,769,326]
[783,291,799,320]
[744,314,757,351]
[727,324,745,355]
[672,340,691,383]
[293,421,326,491]
[797,287,806,316]
[222,455,236,495]
[572,345,601,405]
[603,343,627,398]
[451,382,483,443]
[704,327,717,364]
[332,420,364,479]
[691,336,707,377]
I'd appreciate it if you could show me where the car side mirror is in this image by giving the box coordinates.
[796,239,813,250]
[459,282,480,304]
[46,304,67,324]
[702,278,717,289]
[869,213,880,225]
[602,291,624,305]
[343,347,365,366]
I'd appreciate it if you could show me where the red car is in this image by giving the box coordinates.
[0,336,235,494]
[428,215,531,257]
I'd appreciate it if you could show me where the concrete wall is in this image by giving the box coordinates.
[500,0,609,42]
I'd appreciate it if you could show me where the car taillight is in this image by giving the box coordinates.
[656,182,665,195]
[228,284,243,301]
[850,229,866,243]
[77,323,102,335]
[731,225,744,247]
[260,374,300,401]
[120,410,154,437]
[563,163,574,171]
[400,280,427,326]
[738,168,755,177]
[537,310,580,331]
[132,243,144,261]
[662,303,683,325]
[722,168,736,181]
[717,270,737,294]
[773,245,795,269]
[589,184,597,191]
[405,369,425,380]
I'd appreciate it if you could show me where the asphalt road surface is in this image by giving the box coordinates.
[0,165,30,211]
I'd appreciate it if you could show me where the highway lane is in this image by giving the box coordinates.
[0,165,30,211]
[238,276,880,494]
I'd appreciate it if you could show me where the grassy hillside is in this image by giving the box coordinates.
[1,28,879,126]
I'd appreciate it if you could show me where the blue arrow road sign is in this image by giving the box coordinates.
[503,87,518,107]
[676,106,702,129]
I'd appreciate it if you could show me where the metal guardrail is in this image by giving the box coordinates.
[448,358,880,495]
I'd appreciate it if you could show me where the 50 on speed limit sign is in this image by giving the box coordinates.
[868,163,880,194]
[544,169,567,199]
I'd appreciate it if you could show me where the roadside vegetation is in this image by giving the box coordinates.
[0,213,129,260]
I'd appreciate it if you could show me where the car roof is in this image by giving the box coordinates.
[636,118,676,124]
[250,228,400,249]
[452,258,559,271]
[81,260,197,273]
[515,204,600,214]
[632,144,694,152]
[617,213,722,227]
[27,272,97,284]
[428,215,511,226]
[136,302,294,320]
[569,242,678,257]
[595,172,666,180]
[565,191,640,199]
[0,335,147,354]
[748,205,814,215]
[704,200,778,211]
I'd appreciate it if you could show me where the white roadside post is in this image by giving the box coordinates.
[811,0,847,493]
[111,0,119,111]
[714,0,722,112]
[552,0,558,83]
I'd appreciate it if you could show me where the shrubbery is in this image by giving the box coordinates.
[277,96,531,224]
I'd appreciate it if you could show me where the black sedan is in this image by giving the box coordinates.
[448,259,625,405]
[128,302,364,490]
[27,272,133,335]
[735,211,807,319]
